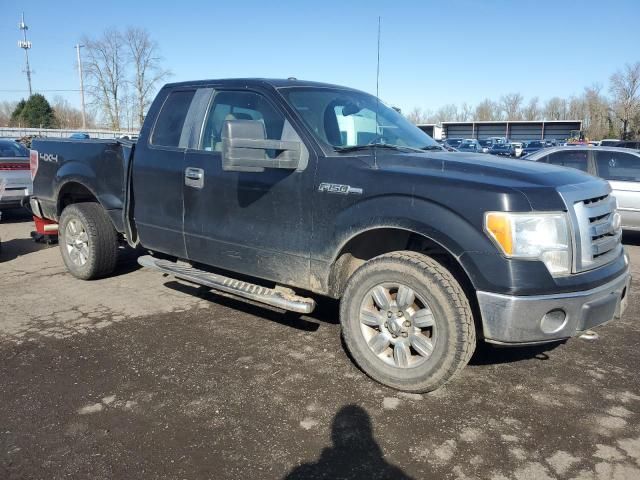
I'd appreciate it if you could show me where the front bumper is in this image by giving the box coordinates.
[477,267,631,345]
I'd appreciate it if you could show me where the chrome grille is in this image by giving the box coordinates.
[572,193,622,272]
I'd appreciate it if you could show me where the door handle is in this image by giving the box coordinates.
[185,168,203,180]
[185,167,204,188]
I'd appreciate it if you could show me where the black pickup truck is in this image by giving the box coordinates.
[30,79,631,392]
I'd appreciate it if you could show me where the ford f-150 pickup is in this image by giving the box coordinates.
[29,78,631,392]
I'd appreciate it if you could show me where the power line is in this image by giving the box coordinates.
[0,89,80,93]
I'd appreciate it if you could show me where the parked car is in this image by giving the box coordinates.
[478,139,492,153]
[544,139,558,147]
[522,140,546,156]
[613,140,640,150]
[488,143,512,156]
[69,132,90,140]
[487,136,508,145]
[0,138,32,209]
[524,146,640,230]
[600,139,621,147]
[510,142,524,157]
[29,78,630,392]
[444,137,463,149]
[457,139,483,152]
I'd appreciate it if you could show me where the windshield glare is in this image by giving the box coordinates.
[281,87,439,151]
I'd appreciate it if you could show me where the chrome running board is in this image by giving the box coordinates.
[138,255,315,314]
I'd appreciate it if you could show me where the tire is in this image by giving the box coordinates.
[340,251,475,392]
[59,202,118,280]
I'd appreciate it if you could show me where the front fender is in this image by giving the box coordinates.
[311,194,500,295]
[328,194,497,260]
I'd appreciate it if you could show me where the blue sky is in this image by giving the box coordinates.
[1,0,639,114]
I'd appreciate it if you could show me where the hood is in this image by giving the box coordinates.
[373,150,606,211]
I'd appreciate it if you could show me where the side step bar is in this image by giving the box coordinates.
[138,255,316,314]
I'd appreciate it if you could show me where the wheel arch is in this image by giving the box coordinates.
[56,180,100,217]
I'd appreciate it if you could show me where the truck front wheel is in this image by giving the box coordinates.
[59,202,118,280]
[340,251,475,392]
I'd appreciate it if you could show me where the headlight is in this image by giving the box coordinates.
[484,212,571,276]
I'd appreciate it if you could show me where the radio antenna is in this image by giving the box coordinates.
[374,16,381,169]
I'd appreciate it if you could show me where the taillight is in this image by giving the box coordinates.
[30,149,38,180]
[0,163,30,171]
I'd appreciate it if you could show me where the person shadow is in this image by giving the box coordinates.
[284,405,414,480]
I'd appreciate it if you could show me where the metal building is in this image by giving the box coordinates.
[441,120,582,141]
[416,124,443,140]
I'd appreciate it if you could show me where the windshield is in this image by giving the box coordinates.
[280,87,439,151]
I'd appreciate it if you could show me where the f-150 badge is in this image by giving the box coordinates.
[318,183,363,195]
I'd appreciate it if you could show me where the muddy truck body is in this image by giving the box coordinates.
[30,79,631,392]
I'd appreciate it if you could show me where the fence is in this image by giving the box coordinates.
[0,127,139,140]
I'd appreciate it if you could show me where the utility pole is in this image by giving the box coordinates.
[18,13,33,96]
[75,44,87,129]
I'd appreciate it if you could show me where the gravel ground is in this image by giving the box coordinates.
[1,210,639,480]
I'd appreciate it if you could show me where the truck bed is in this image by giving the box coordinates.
[31,138,134,232]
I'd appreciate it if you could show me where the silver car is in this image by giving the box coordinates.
[524,146,640,231]
[0,139,32,209]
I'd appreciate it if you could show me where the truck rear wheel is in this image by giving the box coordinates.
[340,251,475,392]
[59,202,118,280]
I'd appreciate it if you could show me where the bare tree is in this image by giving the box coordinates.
[579,85,610,139]
[125,27,171,128]
[609,62,640,139]
[522,97,541,121]
[456,102,473,122]
[434,104,458,123]
[474,99,501,121]
[544,97,568,120]
[52,96,95,129]
[0,100,18,127]
[500,93,524,120]
[83,29,129,129]
[405,107,427,124]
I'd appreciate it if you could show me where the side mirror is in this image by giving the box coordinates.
[221,119,303,172]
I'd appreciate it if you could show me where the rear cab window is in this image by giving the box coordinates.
[151,90,197,148]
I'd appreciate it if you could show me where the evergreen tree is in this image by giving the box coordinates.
[9,94,57,128]
[9,99,26,126]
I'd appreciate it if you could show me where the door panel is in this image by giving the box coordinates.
[182,89,314,287]
[594,150,640,230]
[132,89,196,257]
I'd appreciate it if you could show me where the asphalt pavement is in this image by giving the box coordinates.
[1,210,639,480]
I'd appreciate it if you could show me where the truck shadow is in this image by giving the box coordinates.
[623,230,640,246]
[0,238,52,262]
[469,340,564,366]
[0,208,32,223]
[163,280,323,332]
[162,278,566,367]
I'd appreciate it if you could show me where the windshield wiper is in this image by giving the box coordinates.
[334,143,423,153]
[420,145,445,151]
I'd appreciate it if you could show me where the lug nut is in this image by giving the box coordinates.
[387,312,393,318]
[398,311,403,317]
[403,321,411,327]
[402,332,408,338]
[392,334,397,338]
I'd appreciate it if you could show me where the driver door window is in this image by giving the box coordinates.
[200,90,286,154]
